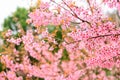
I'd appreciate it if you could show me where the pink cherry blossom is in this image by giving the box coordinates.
[1,0,120,80]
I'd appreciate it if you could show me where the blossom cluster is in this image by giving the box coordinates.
[0,0,120,80]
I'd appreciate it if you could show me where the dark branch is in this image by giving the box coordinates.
[86,0,93,14]
[50,0,69,12]
[66,33,120,45]
[88,33,120,40]
[61,0,92,27]
[51,0,92,27]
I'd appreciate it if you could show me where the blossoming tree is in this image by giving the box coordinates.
[0,0,120,80]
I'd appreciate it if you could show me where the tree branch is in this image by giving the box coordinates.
[50,0,69,12]
[51,0,92,27]
[88,33,120,40]
[66,33,120,45]
[61,0,92,27]
[86,0,93,14]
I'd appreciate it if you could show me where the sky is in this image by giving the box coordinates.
[0,0,37,30]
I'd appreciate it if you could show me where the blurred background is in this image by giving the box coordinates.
[0,0,39,46]
[0,0,38,31]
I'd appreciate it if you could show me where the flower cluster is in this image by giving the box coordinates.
[0,0,120,80]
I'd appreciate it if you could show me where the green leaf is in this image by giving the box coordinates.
[44,39,48,42]
[15,43,23,50]
[0,47,4,53]
[38,78,44,80]
[55,31,62,44]
[47,25,56,33]
[32,76,44,80]
[3,7,28,31]
[29,55,39,65]
[0,62,3,72]
[103,68,111,76]
[52,46,59,54]
[57,25,62,31]
[61,49,70,61]
[93,69,99,75]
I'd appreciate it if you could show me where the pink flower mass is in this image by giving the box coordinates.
[0,0,120,80]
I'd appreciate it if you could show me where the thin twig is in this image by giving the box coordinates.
[70,21,81,24]
[61,0,92,27]
[86,0,93,14]
[51,0,92,27]
[50,0,69,12]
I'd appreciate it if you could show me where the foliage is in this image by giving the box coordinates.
[3,7,29,31]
